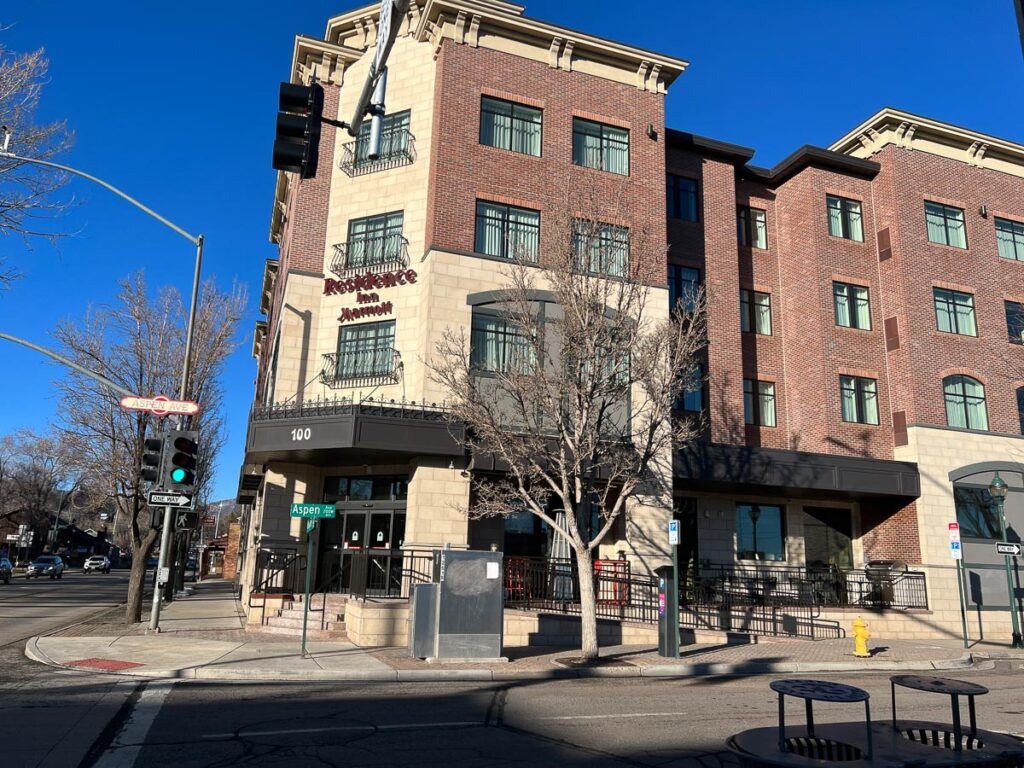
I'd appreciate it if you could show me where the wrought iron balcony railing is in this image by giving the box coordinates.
[320,347,400,388]
[250,395,450,423]
[339,129,416,177]
[331,233,410,277]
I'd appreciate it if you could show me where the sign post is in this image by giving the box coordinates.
[290,503,337,657]
[949,522,969,648]
[668,520,680,656]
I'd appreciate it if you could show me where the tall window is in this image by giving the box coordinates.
[740,289,772,335]
[943,375,988,431]
[355,110,410,166]
[737,206,767,249]
[934,288,977,336]
[470,312,534,374]
[573,220,629,277]
[668,265,700,313]
[833,282,871,330]
[743,379,777,427]
[736,503,785,562]
[336,321,395,380]
[925,201,967,248]
[479,96,542,156]
[1018,387,1024,434]
[572,117,629,175]
[667,175,699,221]
[677,364,704,413]
[840,375,879,425]
[954,486,1001,539]
[346,211,404,268]
[827,195,864,241]
[475,201,540,261]
[1005,300,1024,344]
[996,217,1024,261]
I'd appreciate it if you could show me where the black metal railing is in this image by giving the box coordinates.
[248,548,304,626]
[348,548,435,600]
[339,129,416,176]
[250,395,450,423]
[320,348,400,388]
[504,556,660,624]
[331,234,410,276]
[689,564,928,611]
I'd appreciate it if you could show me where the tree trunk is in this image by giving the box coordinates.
[575,548,599,660]
[125,529,159,624]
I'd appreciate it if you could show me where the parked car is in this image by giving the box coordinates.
[83,555,111,574]
[0,557,11,585]
[26,555,64,580]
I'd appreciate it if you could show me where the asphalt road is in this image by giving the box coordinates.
[58,664,1024,768]
[0,567,131,647]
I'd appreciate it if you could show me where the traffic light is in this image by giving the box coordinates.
[164,430,199,493]
[272,81,323,179]
[141,436,164,486]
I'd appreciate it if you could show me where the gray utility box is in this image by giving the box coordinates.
[408,549,504,659]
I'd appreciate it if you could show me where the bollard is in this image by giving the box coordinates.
[852,616,871,657]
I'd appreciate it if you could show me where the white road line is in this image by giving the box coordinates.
[202,721,483,739]
[540,712,689,721]
[93,681,175,767]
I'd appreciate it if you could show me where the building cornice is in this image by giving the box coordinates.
[829,107,1024,180]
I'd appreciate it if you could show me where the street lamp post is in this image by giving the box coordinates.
[988,472,1023,648]
[0,133,204,633]
[748,506,761,562]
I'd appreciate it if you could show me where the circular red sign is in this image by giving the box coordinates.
[152,395,170,417]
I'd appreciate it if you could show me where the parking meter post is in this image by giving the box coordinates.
[672,541,680,654]
[655,564,678,658]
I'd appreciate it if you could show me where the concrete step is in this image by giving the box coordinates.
[267,615,346,631]
[251,623,348,640]
[291,594,349,611]
[276,607,344,622]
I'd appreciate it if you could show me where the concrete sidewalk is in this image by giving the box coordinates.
[25,580,1024,681]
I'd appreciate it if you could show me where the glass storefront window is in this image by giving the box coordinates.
[736,503,785,561]
[954,486,1001,539]
[324,474,409,502]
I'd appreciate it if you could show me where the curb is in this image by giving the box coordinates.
[23,636,980,682]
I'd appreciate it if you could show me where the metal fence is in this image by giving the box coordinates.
[339,129,416,176]
[331,234,410,276]
[250,396,450,423]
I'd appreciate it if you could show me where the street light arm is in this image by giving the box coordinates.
[0,332,136,398]
[0,151,200,245]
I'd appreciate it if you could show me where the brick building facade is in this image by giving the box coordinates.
[237,0,1024,642]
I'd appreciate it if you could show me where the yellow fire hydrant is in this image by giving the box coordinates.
[853,616,871,658]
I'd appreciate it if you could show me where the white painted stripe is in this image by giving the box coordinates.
[540,712,689,721]
[202,721,482,739]
[94,681,175,767]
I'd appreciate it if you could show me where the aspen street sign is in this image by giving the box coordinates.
[120,394,201,417]
[148,491,195,508]
[996,542,1022,557]
[290,503,337,519]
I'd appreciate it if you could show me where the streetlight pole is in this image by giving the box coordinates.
[0,135,204,633]
[988,472,1023,648]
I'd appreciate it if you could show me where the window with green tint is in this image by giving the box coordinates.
[954,486,1001,539]
[573,220,629,277]
[934,288,976,336]
[572,117,629,174]
[740,289,772,335]
[840,375,879,425]
[470,312,535,374]
[736,503,785,561]
[925,201,967,248]
[480,96,542,156]
[833,282,871,330]
[737,206,767,248]
[474,201,540,261]
[996,217,1024,261]
[827,195,863,241]
[943,375,988,430]
[336,321,395,380]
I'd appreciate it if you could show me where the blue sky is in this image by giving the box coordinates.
[2,1,1021,502]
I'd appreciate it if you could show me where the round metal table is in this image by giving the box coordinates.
[769,680,873,758]
[890,675,989,751]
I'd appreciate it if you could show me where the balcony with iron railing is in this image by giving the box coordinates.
[339,129,416,177]
[320,347,400,389]
[330,233,410,277]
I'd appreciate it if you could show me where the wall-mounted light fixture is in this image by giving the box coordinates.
[646,123,657,140]
[980,205,988,218]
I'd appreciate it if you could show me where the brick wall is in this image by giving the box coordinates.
[426,41,668,286]
[223,521,241,580]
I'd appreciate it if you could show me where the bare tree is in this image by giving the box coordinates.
[430,188,706,660]
[0,42,74,288]
[53,273,245,622]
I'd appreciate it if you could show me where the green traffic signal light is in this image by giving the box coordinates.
[171,467,188,483]
[163,430,199,490]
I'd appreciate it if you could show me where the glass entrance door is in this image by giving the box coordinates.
[317,508,406,595]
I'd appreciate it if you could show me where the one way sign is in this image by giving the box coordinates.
[148,491,195,509]
[996,542,1022,557]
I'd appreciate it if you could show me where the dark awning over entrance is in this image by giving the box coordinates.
[242,398,464,468]
[674,443,920,501]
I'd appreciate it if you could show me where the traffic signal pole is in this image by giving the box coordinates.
[0,134,205,634]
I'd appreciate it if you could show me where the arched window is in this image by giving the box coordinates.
[943,375,988,431]
[1017,386,1024,434]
